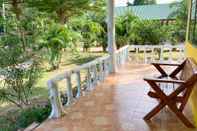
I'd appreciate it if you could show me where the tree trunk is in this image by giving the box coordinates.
[57,9,66,24]
[11,0,21,20]
[11,0,26,51]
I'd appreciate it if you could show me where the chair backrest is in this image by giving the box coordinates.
[180,58,197,82]
[178,58,197,111]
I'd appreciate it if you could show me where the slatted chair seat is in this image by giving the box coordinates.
[143,58,197,128]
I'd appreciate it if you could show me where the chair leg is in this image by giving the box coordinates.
[168,104,195,128]
[144,102,165,120]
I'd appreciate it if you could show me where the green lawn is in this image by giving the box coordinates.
[33,51,106,98]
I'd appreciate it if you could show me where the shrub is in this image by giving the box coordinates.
[0,39,40,108]
[69,16,104,52]
[0,104,51,131]
[38,22,81,70]
[116,12,168,46]
[16,105,51,128]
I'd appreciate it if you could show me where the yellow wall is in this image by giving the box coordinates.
[186,42,197,125]
[186,42,197,61]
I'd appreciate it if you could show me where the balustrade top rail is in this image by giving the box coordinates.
[49,55,110,83]
[129,44,185,49]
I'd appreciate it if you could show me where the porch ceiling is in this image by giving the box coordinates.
[35,63,194,131]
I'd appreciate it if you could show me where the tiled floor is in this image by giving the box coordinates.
[35,63,197,131]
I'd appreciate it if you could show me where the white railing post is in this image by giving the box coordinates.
[181,45,185,61]
[169,45,172,62]
[126,46,129,61]
[99,62,104,82]
[92,65,97,86]
[144,45,147,64]
[48,80,65,118]
[76,71,81,98]
[66,75,73,106]
[136,46,139,63]
[86,67,92,90]
[151,47,154,62]
[160,45,164,61]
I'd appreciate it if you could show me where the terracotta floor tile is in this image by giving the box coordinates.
[35,63,197,131]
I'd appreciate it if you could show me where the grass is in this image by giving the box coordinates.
[33,51,106,99]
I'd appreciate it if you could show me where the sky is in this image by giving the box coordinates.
[115,0,181,6]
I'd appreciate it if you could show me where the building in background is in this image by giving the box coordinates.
[115,3,179,24]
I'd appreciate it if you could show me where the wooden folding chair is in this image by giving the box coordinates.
[143,58,197,128]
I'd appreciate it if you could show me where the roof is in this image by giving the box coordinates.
[115,3,179,20]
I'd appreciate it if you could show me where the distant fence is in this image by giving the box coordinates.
[47,45,129,118]
[129,45,185,64]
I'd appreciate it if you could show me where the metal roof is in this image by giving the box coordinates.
[115,3,179,20]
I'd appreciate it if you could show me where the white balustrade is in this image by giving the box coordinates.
[47,45,129,119]
[129,44,185,64]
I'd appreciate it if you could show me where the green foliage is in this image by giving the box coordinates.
[0,15,40,108]
[116,12,167,46]
[188,0,197,45]
[133,0,156,5]
[87,0,107,52]
[0,55,40,108]
[130,20,166,45]
[169,1,188,43]
[69,16,104,51]
[0,105,51,131]
[38,22,81,69]
[27,0,92,23]
[97,22,108,52]
[16,105,51,128]
[116,12,138,48]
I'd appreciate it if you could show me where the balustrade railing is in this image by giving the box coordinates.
[129,45,185,63]
[47,45,129,118]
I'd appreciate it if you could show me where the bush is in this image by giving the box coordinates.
[69,16,104,52]
[0,42,40,109]
[0,104,51,131]
[38,22,81,70]
[16,105,51,128]
[116,12,168,46]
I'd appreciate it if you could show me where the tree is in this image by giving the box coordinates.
[115,11,167,46]
[116,12,138,48]
[38,22,81,70]
[90,0,108,51]
[0,1,42,107]
[133,0,156,5]
[169,1,188,43]
[27,0,92,24]
[0,26,40,108]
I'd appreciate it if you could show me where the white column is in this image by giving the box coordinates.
[144,46,147,64]
[107,0,116,73]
